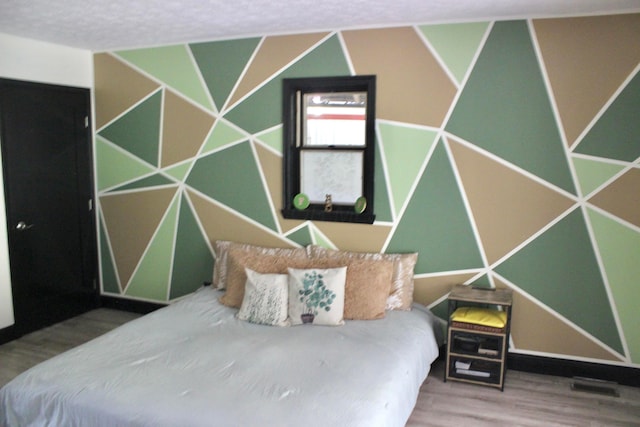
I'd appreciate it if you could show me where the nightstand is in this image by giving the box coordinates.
[444,284,513,391]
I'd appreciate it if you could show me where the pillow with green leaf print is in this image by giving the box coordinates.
[287,266,346,326]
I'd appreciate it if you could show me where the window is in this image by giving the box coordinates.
[282,75,376,223]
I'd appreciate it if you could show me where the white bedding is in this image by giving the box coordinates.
[0,287,442,427]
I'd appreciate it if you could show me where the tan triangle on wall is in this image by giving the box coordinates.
[100,187,178,288]
[413,273,478,307]
[313,222,391,253]
[589,168,640,228]
[448,138,575,265]
[161,89,216,167]
[494,277,623,362]
[253,142,305,234]
[342,27,456,127]
[94,53,161,129]
[187,189,296,249]
[227,32,331,109]
[533,14,640,147]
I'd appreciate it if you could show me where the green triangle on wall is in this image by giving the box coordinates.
[575,70,640,163]
[386,140,483,273]
[419,22,490,85]
[164,161,193,182]
[170,193,214,299]
[588,208,640,363]
[373,136,393,223]
[186,141,278,231]
[98,91,162,167]
[112,174,175,192]
[310,225,335,249]
[572,156,625,197]
[96,136,156,191]
[99,217,121,294]
[224,34,350,135]
[255,126,283,154]
[495,208,624,354]
[286,225,314,247]
[116,45,213,111]
[201,119,248,154]
[378,122,438,217]
[469,275,492,288]
[190,38,261,111]
[125,193,180,301]
[445,20,575,195]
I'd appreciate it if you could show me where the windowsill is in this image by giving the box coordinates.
[281,209,375,224]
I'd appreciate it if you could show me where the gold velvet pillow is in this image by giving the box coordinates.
[219,245,310,308]
[341,258,393,320]
[212,240,231,289]
[213,240,305,290]
[219,244,394,320]
[307,245,418,311]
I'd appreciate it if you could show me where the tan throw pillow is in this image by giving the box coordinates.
[219,244,392,320]
[213,240,305,290]
[219,245,310,308]
[307,245,418,311]
[341,258,393,320]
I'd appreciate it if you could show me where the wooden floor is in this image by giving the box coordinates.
[409,362,640,426]
[1,309,640,426]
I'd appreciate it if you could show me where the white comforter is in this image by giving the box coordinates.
[0,287,442,427]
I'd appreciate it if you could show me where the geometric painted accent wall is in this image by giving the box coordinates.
[94,13,640,368]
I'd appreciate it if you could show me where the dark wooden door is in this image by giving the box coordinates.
[0,79,98,342]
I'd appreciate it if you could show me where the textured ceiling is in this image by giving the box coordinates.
[1,0,639,51]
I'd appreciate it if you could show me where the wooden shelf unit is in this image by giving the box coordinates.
[444,285,513,391]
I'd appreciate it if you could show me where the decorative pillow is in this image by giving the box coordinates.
[213,241,307,290]
[341,258,393,320]
[306,245,418,311]
[237,268,290,327]
[288,267,347,326]
[219,245,310,308]
[212,240,232,289]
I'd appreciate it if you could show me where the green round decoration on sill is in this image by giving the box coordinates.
[293,193,310,210]
[354,196,367,214]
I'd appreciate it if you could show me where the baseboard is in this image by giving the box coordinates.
[100,296,165,314]
[0,325,20,346]
[507,353,640,388]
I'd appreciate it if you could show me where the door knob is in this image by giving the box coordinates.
[16,221,34,231]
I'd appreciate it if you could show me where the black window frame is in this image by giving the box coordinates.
[281,75,376,224]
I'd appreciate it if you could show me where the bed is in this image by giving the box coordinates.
[0,243,444,427]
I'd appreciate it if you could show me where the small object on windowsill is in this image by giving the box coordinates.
[293,193,310,210]
[324,194,333,212]
[354,196,367,214]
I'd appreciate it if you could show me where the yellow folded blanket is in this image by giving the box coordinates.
[451,307,507,328]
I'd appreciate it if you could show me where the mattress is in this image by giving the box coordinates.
[0,287,443,427]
